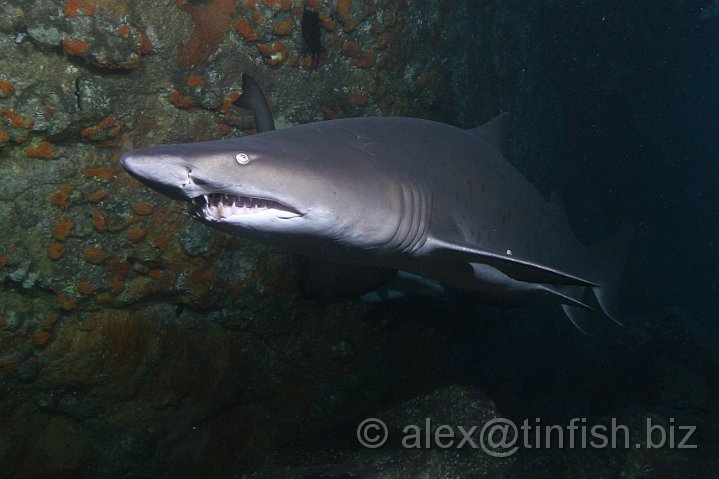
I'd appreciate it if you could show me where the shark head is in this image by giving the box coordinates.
[121,139,306,230]
[120,125,419,254]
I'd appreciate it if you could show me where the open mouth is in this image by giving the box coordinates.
[189,193,299,221]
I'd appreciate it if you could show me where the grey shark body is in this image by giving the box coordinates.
[121,114,630,329]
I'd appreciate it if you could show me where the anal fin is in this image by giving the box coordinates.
[539,284,595,312]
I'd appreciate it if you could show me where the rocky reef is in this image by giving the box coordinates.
[0,0,716,477]
[0,1,488,475]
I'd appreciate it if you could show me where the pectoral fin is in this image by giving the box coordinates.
[424,237,597,288]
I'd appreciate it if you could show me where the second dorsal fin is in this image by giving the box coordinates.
[468,112,511,153]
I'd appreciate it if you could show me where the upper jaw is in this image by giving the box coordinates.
[189,192,302,222]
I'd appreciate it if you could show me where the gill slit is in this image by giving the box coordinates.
[383,182,430,254]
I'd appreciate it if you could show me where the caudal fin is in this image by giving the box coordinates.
[590,224,635,324]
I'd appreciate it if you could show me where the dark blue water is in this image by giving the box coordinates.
[538,1,719,332]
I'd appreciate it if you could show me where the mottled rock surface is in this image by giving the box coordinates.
[0,0,486,476]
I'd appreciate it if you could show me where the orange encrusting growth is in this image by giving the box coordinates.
[169,90,195,109]
[84,167,114,181]
[48,243,65,260]
[131,202,154,216]
[138,29,154,54]
[26,141,60,159]
[257,41,288,66]
[58,292,78,311]
[52,217,75,241]
[2,111,33,129]
[83,247,108,264]
[347,92,368,106]
[126,228,147,243]
[81,115,124,145]
[93,211,107,232]
[236,18,262,41]
[0,80,14,97]
[217,123,232,135]
[77,281,95,295]
[151,236,170,249]
[51,187,72,209]
[352,52,375,68]
[176,0,237,69]
[62,39,90,55]
[88,191,109,203]
[342,40,360,57]
[43,314,59,331]
[264,0,292,11]
[273,20,293,36]
[319,13,337,31]
[63,0,95,17]
[32,331,51,347]
[336,0,357,32]
[186,75,205,89]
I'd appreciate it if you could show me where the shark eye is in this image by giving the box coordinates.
[235,153,250,165]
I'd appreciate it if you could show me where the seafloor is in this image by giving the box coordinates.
[0,0,716,477]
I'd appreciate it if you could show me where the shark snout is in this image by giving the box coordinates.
[120,151,196,199]
[120,153,151,185]
[120,151,183,177]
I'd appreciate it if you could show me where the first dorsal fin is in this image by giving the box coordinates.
[233,73,276,133]
[468,112,511,153]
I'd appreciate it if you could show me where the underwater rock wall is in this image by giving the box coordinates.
[0,0,515,476]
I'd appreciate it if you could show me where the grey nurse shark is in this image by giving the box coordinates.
[121,76,631,331]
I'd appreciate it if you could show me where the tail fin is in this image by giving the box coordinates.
[589,224,635,324]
